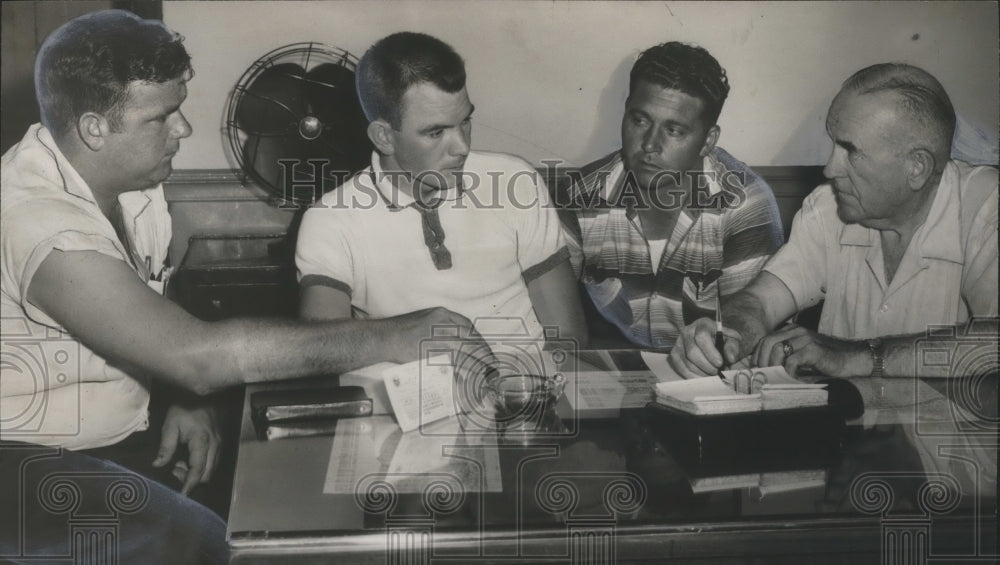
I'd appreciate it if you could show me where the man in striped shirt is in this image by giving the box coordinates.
[561,42,783,349]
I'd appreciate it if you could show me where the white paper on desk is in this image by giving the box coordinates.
[640,351,683,382]
[382,355,455,432]
[385,417,502,493]
[323,416,390,494]
[566,371,657,418]
[340,361,397,415]
[323,415,502,494]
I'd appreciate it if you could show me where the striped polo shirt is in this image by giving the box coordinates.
[561,148,783,348]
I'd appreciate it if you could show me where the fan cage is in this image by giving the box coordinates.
[224,42,362,202]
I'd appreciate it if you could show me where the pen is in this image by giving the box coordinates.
[715,296,729,383]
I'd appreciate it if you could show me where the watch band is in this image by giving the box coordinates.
[867,338,885,378]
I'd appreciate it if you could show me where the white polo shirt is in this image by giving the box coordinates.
[1,124,171,449]
[296,151,568,342]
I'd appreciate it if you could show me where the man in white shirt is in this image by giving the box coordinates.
[1,11,489,563]
[670,63,997,380]
[296,32,588,350]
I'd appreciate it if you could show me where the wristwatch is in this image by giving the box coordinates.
[867,337,885,378]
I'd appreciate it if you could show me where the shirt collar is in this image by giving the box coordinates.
[30,124,169,275]
[33,124,99,204]
[911,161,963,263]
[370,151,415,209]
[837,162,963,264]
[838,221,874,247]
[33,124,164,222]
[369,151,466,210]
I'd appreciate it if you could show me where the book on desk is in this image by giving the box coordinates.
[652,366,828,415]
[250,385,373,440]
[646,366,844,468]
[687,467,828,495]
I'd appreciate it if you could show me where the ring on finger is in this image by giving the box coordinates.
[781,340,794,358]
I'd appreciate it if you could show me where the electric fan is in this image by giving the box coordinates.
[224,42,372,206]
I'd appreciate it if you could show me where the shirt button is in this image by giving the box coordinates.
[432,242,441,250]
[879,304,889,313]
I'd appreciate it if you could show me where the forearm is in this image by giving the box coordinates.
[26,250,445,397]
[722,271,799,359]
[880,318,998,379]
[538,296,589,350]
[176,317,412,394]
[722,291,783,359]
[527,259,590,349]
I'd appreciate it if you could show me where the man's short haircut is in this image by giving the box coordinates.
[356,32,466,129]
[35,9,191,136]
[629,42,730,126]
[840,63,956,168]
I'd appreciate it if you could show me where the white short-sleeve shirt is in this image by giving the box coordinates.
[1,124,172,449]
[296,151,568,341]
[764,161,998,339]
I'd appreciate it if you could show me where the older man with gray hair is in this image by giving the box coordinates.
[671,63,998,380]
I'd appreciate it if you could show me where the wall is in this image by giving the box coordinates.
[164,0,999,170]
[1,1,111,152]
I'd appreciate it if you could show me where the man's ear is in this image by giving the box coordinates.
[77,112,109,151]
[906,148,936,191]
[699,124,720,158]
[367,119,395,155]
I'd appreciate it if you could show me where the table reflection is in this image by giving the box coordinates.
[227,351,997,564]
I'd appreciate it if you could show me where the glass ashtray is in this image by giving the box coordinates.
[485,373,566,417]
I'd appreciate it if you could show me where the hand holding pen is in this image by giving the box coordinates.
[715,302,729,382]
[669,317,744,379]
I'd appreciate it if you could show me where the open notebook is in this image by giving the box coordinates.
[653,366,827,415]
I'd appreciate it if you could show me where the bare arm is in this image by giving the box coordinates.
[28,250,475,395]
[761,318,999,379]
[671,271,798,377]
[527,259,589,348]
[725,271,800,359]
[299,284,351,320]
[881,318,998,378]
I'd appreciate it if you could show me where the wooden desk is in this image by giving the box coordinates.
[227,351,997,564]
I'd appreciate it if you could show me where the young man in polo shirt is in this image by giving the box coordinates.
[296,32,588,349]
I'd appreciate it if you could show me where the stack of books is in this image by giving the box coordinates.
[251,385,373,440]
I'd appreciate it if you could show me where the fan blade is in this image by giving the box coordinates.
[236,63,308,134]
[304,62,373,176]
[242,134,341,205]
[304,63,358,120]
